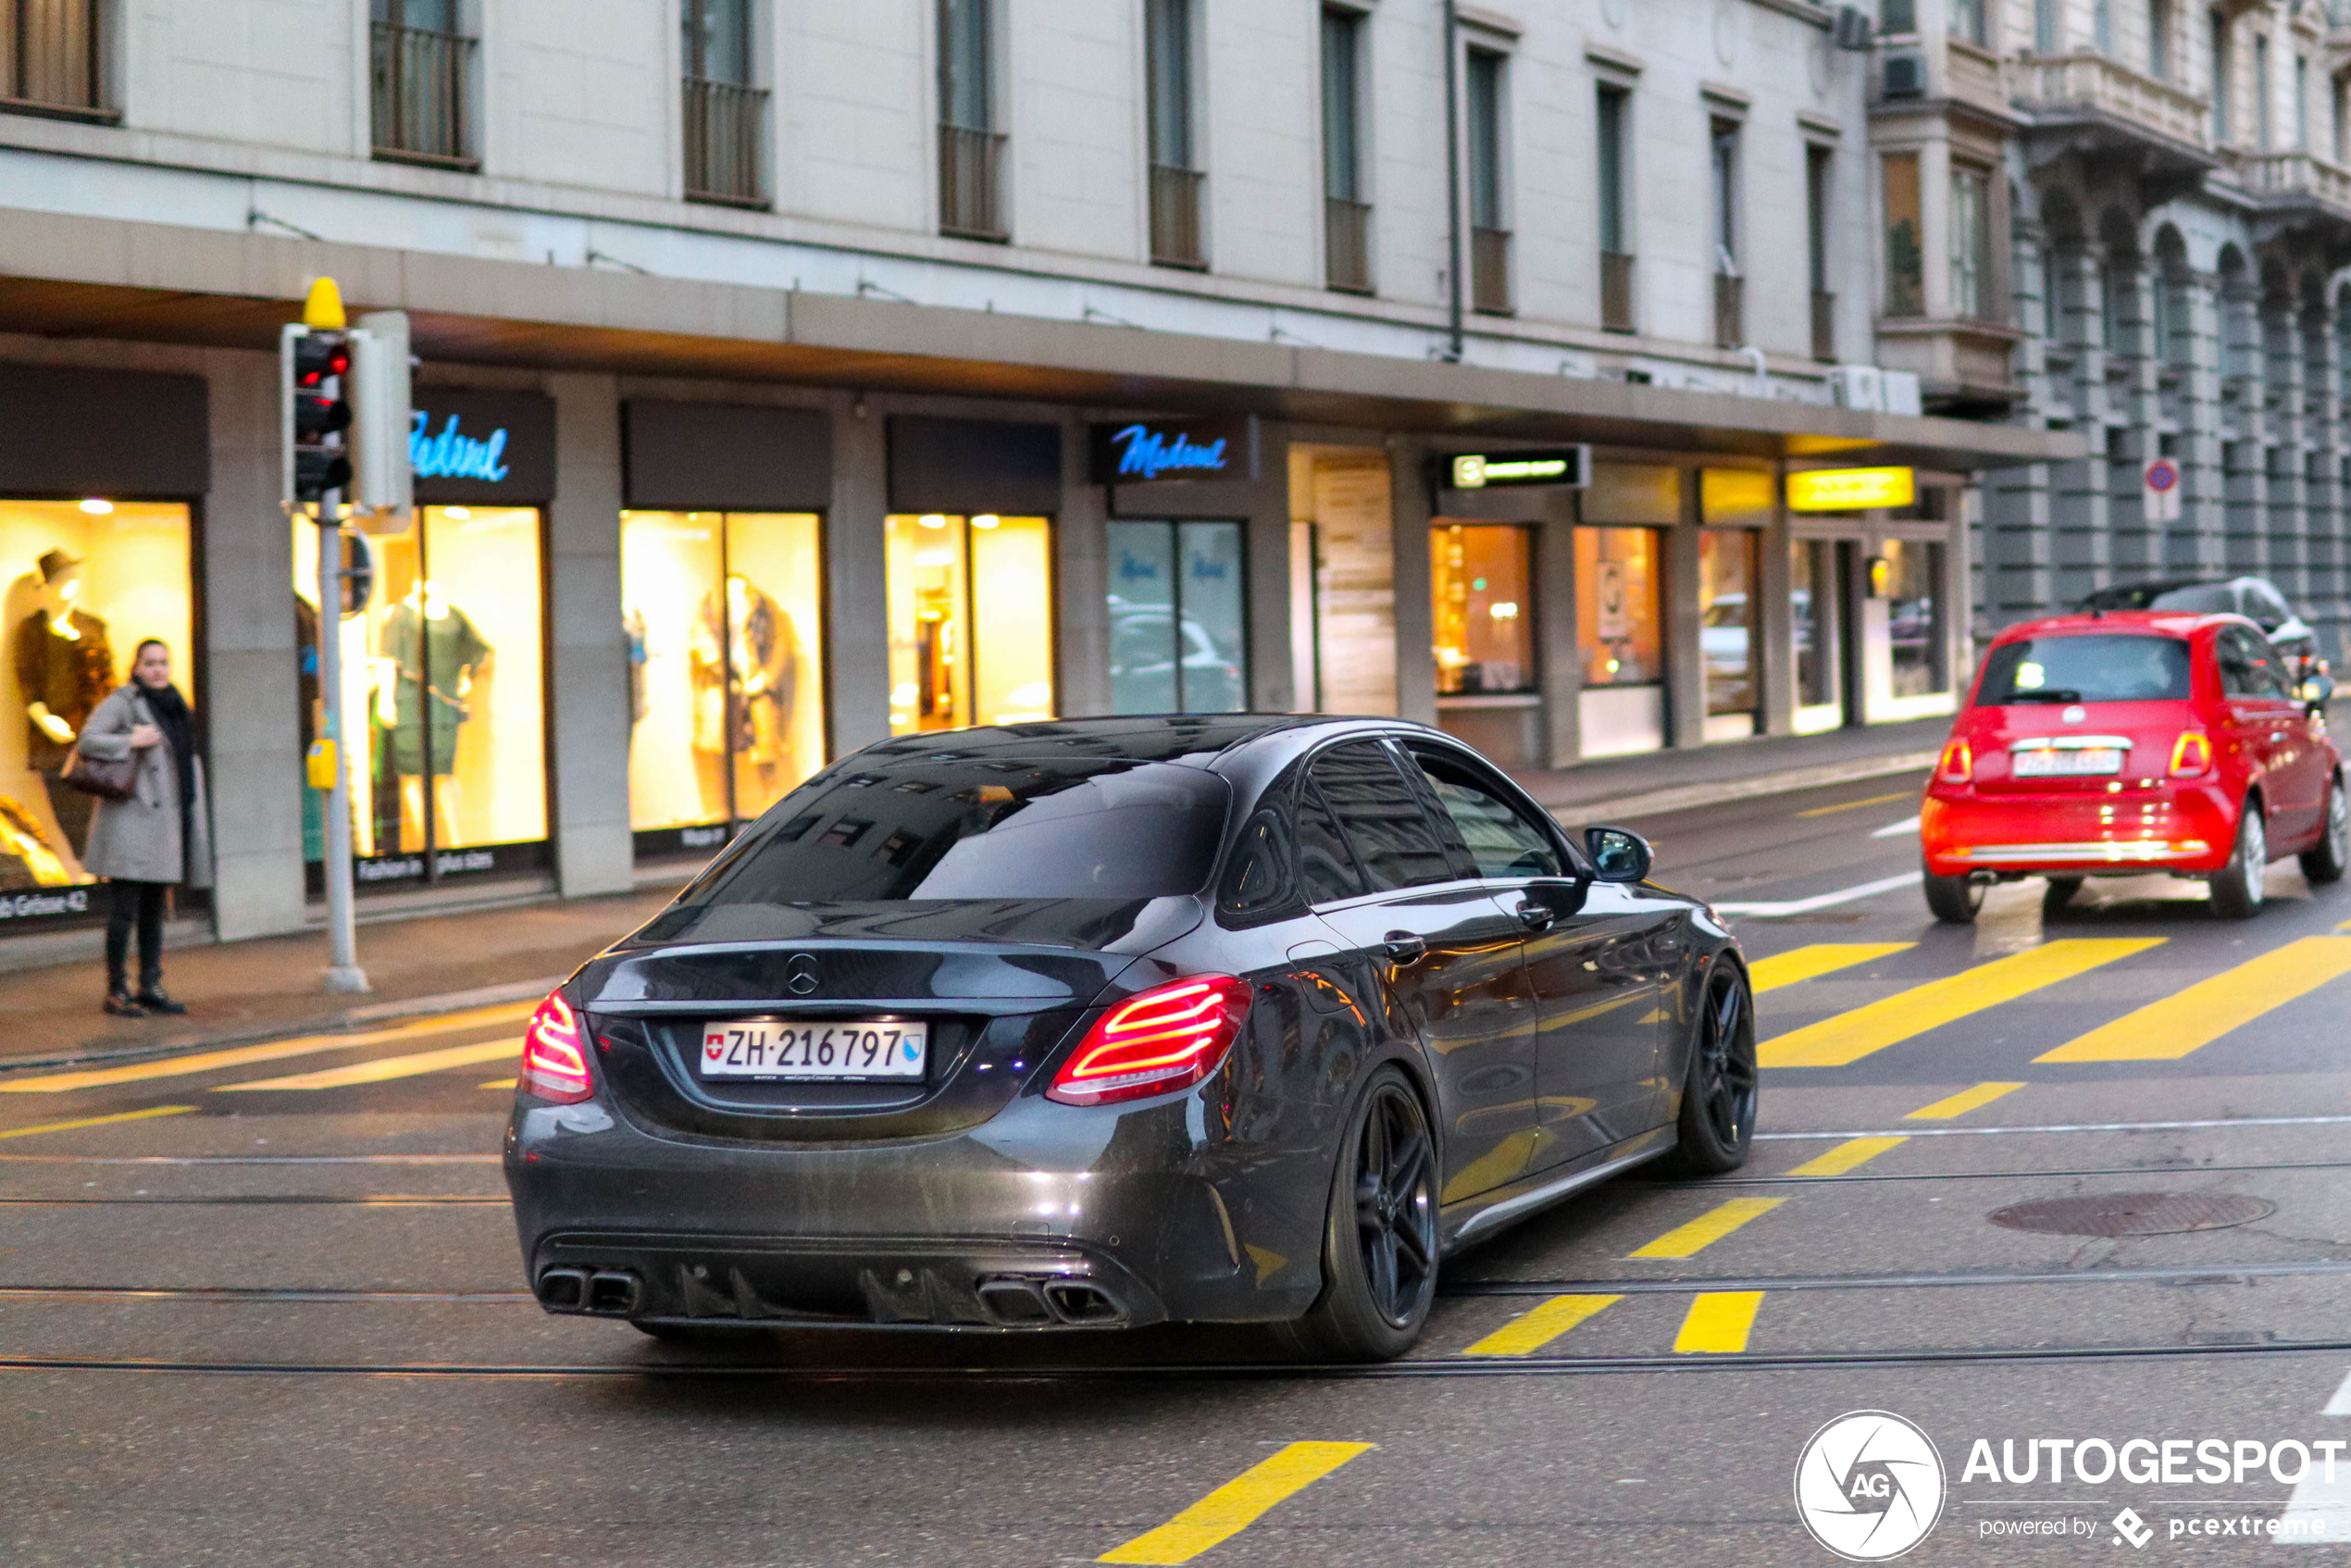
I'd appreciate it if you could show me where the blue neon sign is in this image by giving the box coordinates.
[410,411,511,483]
[1089,416,1252,483]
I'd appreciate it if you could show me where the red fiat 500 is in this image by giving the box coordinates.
[1920,611,2345,922]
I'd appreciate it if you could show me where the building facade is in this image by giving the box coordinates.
[1872,0,2351,660]
[0,0,2072,958]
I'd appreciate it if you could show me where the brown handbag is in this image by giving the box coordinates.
[60,738,138,802]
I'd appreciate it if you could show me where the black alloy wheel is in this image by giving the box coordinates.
[1663,963,1758,1176]
[1281,1067,1438,1361]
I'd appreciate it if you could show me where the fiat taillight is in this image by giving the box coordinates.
[1046,977,1252,1107]
[517,990,593,1104]
[2170,730,2214,778]
[1937,739,1973,784]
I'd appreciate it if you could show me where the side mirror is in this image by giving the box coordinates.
[1585,826,1653,884]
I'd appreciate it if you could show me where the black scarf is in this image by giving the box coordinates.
[142,681,197,808]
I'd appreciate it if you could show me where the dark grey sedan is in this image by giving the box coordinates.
[506,716,1757,1360]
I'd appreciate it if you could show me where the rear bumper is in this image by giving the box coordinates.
[503,1087,1333,1331]
[1921,783,2236,877]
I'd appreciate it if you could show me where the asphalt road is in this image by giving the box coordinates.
[9,767,2351,1565]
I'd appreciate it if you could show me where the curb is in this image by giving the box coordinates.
[0,976,561,1076]
[1547,751,1940,825]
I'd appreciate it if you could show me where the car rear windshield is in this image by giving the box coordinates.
[1975,635,2192,705]
[678,758,1232,905]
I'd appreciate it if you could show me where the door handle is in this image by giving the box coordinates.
[1513,899,1556,931]
[1380,931,1427,964]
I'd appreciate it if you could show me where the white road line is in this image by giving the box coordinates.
[1870,815,1922,839]
[1710,870,1923,916]
[2277,1365,2351,1544]
[1758,1114,2351,1140]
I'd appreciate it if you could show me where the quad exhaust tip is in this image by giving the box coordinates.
[976,1274,1126,1326]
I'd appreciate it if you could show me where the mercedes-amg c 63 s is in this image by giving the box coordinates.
[506,716,1757,1360]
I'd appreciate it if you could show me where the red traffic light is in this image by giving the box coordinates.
[292,334,350,387]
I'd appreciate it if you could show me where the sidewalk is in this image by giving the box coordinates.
[1510,716,1950,823]
[0,885,679,1069]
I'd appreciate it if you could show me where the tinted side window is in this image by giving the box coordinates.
[2219,628,2286,698]
[1409,750,1563,878]
[1217,807,1299,918]
[1311,741,1455,891]
[1297,778,1364,903]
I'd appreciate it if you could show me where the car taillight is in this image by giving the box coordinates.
[1046,977,1252,1107]
[2170,730,2213,778]
[1937,740,1972,784]
[517,990,593,1104]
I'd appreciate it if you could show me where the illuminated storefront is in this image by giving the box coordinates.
[296,390,555,890]
[0,365,206,936]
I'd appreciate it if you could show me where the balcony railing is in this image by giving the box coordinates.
[684,77,767,206]
[939,123,1008,241]
[1,0,110,122]
[1714,273,1744,349]
[1325,195,1373,293]
[1149,163,1205,269]
[1470,225,1511,315]
[1811,290,1836,361]
[2013,50,2210,152]
[2231,149,2351,217]
[371,21,475,168]
[1599,250,1636,332]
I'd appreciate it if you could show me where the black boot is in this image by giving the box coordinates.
[104,987,145,1018]
[136,974,187,1016]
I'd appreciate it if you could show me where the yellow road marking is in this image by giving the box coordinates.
[1759,939,2162,1069]
[1785,1136,1908,1176]
[1749,943,1915,994]
[1097,1441,1375,1565]
[1797,791,1915,817]
[479,1078,516,1090]
[0,1002,533,1094]
[2036,937,2351,1063]
[1628,1197,1784,1259]
[1906,1081,2026,1120]
[216,1039,518,1092]
[0,1105,195,1140]
[1674,1291,1764,1353]
[1461,1294,1621,1356]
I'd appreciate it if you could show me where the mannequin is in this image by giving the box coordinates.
[376,581,490,850]
[11,550,113,855]
[690,574,796,821]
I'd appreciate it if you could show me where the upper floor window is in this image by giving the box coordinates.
[2034,0,2059,52]
[2093,0,2112,54]
[938,0,1005,240]
[1950,0,1985,48]
[1883,151,1924,318]
[2295,54,2309,150]
[682,0,767,205]
[1,0,109,121]
[2211,12,2231,143]
[2255,32,2270,148]
[1807,143,1835,360]
[371,0,476,169]
[1465,47,1510,315]
[1145,0,1203,268]
[1881,0,1917,34]
[1949,167,1990,320]
[1597,84,1634,332]
[1321,6,1370,293]
[2149,0,2171,79]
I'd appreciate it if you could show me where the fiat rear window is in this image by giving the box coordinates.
[1975,635,2192,705]
[679,760,1232,904]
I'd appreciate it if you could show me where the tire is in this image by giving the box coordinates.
[2301,776,2349,886]
[1923,870,1984,924]
[1277,1067,1438,1363]
[2042,876,2083,915]
[1659,962,1758,1177]
[2209,796,2270,920]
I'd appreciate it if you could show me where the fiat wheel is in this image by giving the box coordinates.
[2209,796,2270,920]
[2300,775,2348,886]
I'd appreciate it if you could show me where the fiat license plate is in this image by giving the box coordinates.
[2013,747,2123,778]
[697,1020,928,1081]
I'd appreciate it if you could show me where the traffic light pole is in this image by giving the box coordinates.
[317,492,368,995]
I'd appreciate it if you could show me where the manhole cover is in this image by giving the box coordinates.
[1988,1193,2275,1237]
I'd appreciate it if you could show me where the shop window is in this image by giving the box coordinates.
[1430,522,1534,695]
[1881,539,1948,697]
[1698,529,1758,720]
[2,501,193,915]
[885,514,1054,732]
[621,511,827,854]
[1574,527,1662,687]
[294,506,549,883]
[1107,519,1247,714]
[1791,538,1836,710]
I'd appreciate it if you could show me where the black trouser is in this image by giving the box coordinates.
[105,878,169,994]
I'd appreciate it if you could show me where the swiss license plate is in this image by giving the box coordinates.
[697,1020,928,1081]
[2013,747,2123,778]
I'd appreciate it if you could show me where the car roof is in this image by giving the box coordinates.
[1991,609,2234,642]
[852,714,1437,770]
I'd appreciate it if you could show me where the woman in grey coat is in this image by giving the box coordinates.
[77,639,211,1017]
